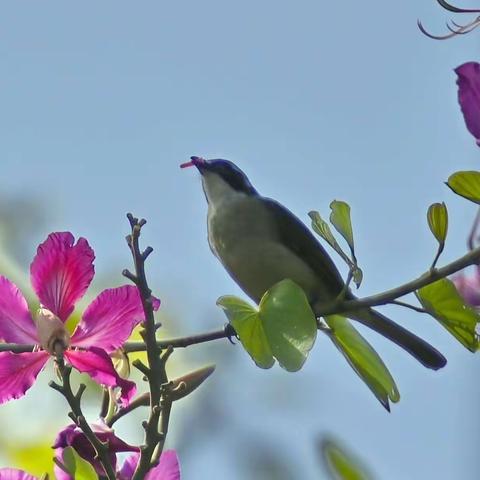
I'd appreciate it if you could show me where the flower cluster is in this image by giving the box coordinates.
[0,232,181,478]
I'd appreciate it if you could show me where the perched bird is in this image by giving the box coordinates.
[181,156,446,370]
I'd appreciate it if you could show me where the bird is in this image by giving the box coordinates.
[180,156,446,370]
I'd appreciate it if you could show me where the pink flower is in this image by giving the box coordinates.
[54,422,139,479]
[118,451,181,480]
[0,469,38,480]
[452,267,480,307]
[455,62,480,147]
[0,232,160,405]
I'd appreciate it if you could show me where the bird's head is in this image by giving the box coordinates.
[181,156,257,204]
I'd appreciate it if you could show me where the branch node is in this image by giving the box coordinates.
[76,383,87,401]
[132,359,150,376]
[142,246,153,260]
[122,269,138,284]
[160,345,174,363]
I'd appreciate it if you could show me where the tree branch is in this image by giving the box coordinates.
[125,214,171,480]
[49,353,116,480]
[2,245,480,356]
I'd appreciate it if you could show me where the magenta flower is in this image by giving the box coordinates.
[54,422,139,479]
[452,267,480,307]
[119,451,181,480]
[0,469,38,480]
[0,232,160,405]
[455,62,480,147]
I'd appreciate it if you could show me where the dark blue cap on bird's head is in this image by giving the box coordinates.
[180,156,257,194]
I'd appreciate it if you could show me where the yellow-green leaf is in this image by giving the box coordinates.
[427,202,448,247]
[320,438,373,480]
[325,315,400,410]
[217,280,317,372]
[62,447,98,480]
[309,211,353,268]
[217,296,274,369]
[416,278,480,352]
[446,171,480,204]
[330,200,355,255]
[259,279,317,371]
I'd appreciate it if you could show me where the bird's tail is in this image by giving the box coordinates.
[346,307,446,370]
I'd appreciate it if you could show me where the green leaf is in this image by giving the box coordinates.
[217,296,274,369]
[62,447,98,480]
[320,438,373,480]
[330,200,355,256]
[427,202,448,248]
[308,211,347,260]
[217,280,317,372]
[416,278,480,352]
[309,210,363,288]
[325,315,400,410]
[446,171,480,204]
[259,279,317,371]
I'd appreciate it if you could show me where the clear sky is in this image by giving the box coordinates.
[0,1,478,479]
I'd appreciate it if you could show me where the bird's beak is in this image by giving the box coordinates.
[180,156,207,173]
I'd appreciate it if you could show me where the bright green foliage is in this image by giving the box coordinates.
[321,438,373,480]
[330,200,355,257]
[308,211,349,263]
[62,447,98,480]
[446,171,480,204]
[216,296,275,368]
[217,279,317,372]
[308,210,363,288]
[325,315,400,410]
[427,202,448,248]
[416,278,480,352]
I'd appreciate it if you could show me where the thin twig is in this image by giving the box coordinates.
[107,393,150,427]
[389,300,427,314]
[49,353,116,480]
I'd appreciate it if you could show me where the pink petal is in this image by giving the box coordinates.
[0,276,38,344]
[65,347,136,406]
[120,451,181,480]
[53,449,72,480]
[146,451,181,480]
[0,351,49,404]
[452,271,480,307]
[118,453,138,480]
[455,62,480,147]
[0,469,38,480]
[30,232,95,321]
[71,285,160,353]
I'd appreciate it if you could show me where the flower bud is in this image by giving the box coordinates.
[170,364,216,401]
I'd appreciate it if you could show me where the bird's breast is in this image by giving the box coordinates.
[207,196,320,303]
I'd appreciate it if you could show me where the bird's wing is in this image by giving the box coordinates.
[262,197,346,300]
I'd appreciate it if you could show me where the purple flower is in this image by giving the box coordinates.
[452,267,480,307]
[455,62,480,147]
[0,232,160,405]
[54,423,138,479]
[0,469,38,480]
[53,423,180,480]
[118,451,181,480]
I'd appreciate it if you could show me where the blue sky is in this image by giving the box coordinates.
[0,1,478,478]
